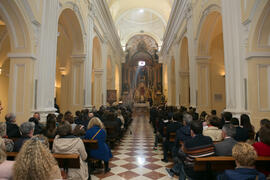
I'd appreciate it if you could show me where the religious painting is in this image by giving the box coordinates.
[107,90,117,105]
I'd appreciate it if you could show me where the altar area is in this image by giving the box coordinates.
[121,35,165,106]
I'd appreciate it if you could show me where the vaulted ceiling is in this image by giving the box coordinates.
[106,0,174,47]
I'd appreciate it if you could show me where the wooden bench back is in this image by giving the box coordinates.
[194,156,270,171]
[6,152,80,169]
[48,139,98,150]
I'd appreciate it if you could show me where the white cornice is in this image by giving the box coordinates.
[246,52,270,60]
[70,54,87,58]
[93,0,123,61]
[160,0,189,57]
[8,53,37,60]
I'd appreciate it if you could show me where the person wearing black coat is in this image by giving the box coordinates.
[5,113,21,138]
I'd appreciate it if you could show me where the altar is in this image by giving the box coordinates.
[134,102,150,108]
[121,35,164,105]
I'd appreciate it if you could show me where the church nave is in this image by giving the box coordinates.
[92,110,176,180]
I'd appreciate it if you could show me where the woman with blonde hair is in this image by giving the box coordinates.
[85,117,112,173]
[218,142,265,180]
[0,137,14,179]
[13,137,62,180]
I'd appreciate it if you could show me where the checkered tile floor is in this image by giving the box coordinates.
[91,110,178,180]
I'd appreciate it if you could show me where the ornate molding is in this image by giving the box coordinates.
[160,0,189,56]
[196,56,211,60]
[71,54,87,59]
[92,0,123,61]
[8,53,37,60]
[246,52,270,60]
[179,71,189,77]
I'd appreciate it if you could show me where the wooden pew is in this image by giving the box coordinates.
[6,152,80,169]
[194,156,270,172]
[48,139,98,150]
[169,132,176,142]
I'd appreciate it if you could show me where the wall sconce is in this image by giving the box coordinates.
[55,82,61,88]
[0,67,2,75]
[220,71,225,77]
[59,67,67,76]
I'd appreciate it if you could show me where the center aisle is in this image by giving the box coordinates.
[92,109,177,180]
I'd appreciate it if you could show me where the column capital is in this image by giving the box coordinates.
[94,68,104,74]
[70,54,87,59]
[196,56,211,64]
[8,53,37,60]
[179,71,189,77]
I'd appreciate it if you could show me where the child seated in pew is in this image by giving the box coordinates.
[13,135,62,180]
[218,142,265,180]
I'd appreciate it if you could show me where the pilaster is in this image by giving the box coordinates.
[7,54,36,124]
[101,39,108,106]
[172,42,180,107]
[70,55,85,113]
[196,56,211,112]
[84,4,95,109]
[93,68,104,108]
[186,2,197,108]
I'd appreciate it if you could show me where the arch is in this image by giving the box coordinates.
[58,8,85,54]
[246,0,270,129]
[92,36,102,69]
[55,7,85,113]
[170,57,176,106]
[125,32,162,46]
[180,37,189,71]
[179,36,190,106]
[197,11,222,56]
[249,0,270,51]
[195,4,221,42]
[196,11,226,114]
[0,1,32,52]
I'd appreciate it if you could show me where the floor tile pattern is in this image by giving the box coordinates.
[91,110,178,180]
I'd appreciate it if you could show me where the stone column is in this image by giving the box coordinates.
[7,54,35,124]
[221,0,247,116]
[84,5,95,109]
[186,3,197,108]
[35,0,59,121]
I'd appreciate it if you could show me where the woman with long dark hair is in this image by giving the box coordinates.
[240,114,255,142]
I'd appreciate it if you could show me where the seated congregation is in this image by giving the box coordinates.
[0,100,133,180]
[150,106,270,180]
